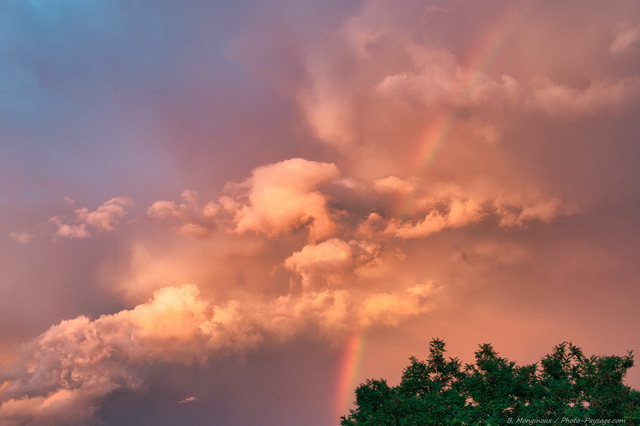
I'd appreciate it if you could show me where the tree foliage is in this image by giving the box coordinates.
[341,339,640,425]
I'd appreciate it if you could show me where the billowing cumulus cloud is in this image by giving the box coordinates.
[0,286,248,424]
[0,285,234,425]
[221,158,340,241]
[0,278,438,424]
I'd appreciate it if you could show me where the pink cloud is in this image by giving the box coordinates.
[610,25,640,55]
[527,77,640,116]
[178,396,198,404]
[147,190,218,238]
[49,197,133,239]
[8,232,35,244]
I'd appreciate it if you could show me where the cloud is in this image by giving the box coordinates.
[8,232,35,244]
[360,282,436,327]
[0,277,438,424]
[221,158,340,241]
[372,176,414,195]
[375,49,520,112]
[378,185,573,239]
[357,212,388,239]
[284,238,381,288]
[293,0,640,206]
[49,197,133,239]
[528,77,640,116]
[4,1,640,424]
[8,197,133,242]
[0,285,250,425]
[0,383,123,426]
[178,396,198,404]
[610,26,640,55]
[386,197,487,239]
[297,1,523,160]
[147,190,218,238]
[494,197,564,227]
[264,289,352,340]
[299,68,358,150]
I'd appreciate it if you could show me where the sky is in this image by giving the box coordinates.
[1,0,640,424]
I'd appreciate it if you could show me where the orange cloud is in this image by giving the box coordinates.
[360,282,437,327]
[284,238,381,288]
[378,184,574,239]
[372,176,415,195]
[222,158,340,241]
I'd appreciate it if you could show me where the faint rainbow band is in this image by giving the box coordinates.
[334,3,530,418]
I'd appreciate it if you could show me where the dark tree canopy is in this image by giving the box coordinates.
[341,339,640,425]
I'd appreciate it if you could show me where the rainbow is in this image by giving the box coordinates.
[393,3,529,219]
[334,332,366,421]
[333,4,531,419]
[409,2,528,173]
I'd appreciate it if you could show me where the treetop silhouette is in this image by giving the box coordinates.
[341,339,640,425]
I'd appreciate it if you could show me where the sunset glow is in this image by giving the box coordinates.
[1,1,640,425]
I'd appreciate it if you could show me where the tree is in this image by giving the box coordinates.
[341,339,640,425]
